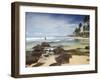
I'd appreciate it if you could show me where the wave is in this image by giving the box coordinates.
[26,37,44,42]
[26,37,75,43]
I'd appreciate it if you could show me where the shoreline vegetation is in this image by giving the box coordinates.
[26,37,89,67]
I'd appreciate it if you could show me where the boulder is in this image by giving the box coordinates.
[55,53,72,64]
[49,63,61,66]
[32,62,44,67]
[26,52,39,65]
[41,42,50,47]
[28,44,45,65]
[53,46,65,54]
[32,44,44,51]
[85,46,89,49]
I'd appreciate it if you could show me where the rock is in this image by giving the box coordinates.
[67,49,80,55]
[44,54,49,57]
[85,46,89,49]
[41,42,51,47]
[87,59,89,61]
[32,62,44,67]
[31,44,45,60]
[26,44,45,65]
[32,44,44,51]
[55,53,72,64]
[26,52,39,65]
[53,46,65,54]
[32,51,43,56]
[31,51,43,63]
[49,63,61,66]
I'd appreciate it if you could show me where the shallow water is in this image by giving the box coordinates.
[26,37,89,51]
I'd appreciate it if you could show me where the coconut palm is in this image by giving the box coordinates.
[84,16,89,23]
[79,23,82,29]
[74,27,80,36]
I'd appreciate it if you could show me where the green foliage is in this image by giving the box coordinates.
[84,16,89,23]
[73,15,89,37]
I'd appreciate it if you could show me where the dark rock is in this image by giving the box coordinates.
[85,46,89,49]
[32,44,44,51]
[27,44,45,65]
[32,62,44,67]
[44,54,49,57]
[32,51,43,56]
[67,48,89,55]
[53,46,65,54]
[49,63,61,66]
[30,51,43,64]
[55,53,72,64]
[67,49,80,55]
[26,52,39,65]
[31,44,45,60]
[41,42,51,47]
[87,59,89,61]
[26,44,45,65]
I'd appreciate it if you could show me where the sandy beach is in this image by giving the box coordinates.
[26,37,89,67]
[63,55,89,65]
[27,54,89,67]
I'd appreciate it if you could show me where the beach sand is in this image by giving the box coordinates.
[26,38,89,67]
[42,55,89,66]
[62,55,89,66]
[27,54,89,67]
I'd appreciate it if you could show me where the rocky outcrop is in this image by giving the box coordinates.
[32,44,44,51]
[26,51,39,65]
[41,42,51,47]
[26,44,45,65]
[55,53,72,64]
[53,46,65,54]
[49,63,61,66]
[85,46,89,49]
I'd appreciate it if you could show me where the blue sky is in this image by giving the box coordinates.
[25,12,85,38]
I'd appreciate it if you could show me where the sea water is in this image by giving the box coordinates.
[26,37,89,51]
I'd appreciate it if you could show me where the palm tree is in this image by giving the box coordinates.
[79,23,82,29]
[83,16,89,23]
[74,27,80,36]
[82,16,89,37]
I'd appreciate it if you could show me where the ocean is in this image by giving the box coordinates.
[25,36,89,51]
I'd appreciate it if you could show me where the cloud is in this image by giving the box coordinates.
[26,12,83,37]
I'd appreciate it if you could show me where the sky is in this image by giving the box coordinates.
[25,12,85,38]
